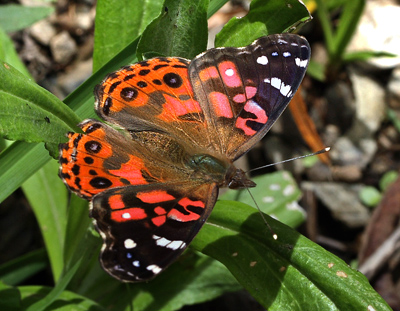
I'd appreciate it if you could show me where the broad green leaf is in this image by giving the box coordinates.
[0,61,81,157]
[0,27,31,77]
[220,171,305,228]
[215,0,311,47]
[93,0,163,71]
[19,285,105,311]
[0,4,54,33]
[0,282,21,311]
[136,0,209,60]
[192,201,391,310]
[0,249,47,286]
[22,159,68,282]
[86,252,240,311]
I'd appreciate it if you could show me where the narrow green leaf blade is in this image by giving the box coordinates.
[0,142,51,203]
[331,0,366,63]
[0,4,54,33]
[343,50,397,62]
[0,282,21,311]
[93,0,163,71]
[215,0,311,47]
[24,257,83,311]
[0,27,31,77]
[0,249,47,286]
[136,0,209,60]
[192,201,391,310]
[19,285,106,311]
[22,160,68,282]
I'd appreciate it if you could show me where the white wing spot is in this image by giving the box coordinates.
[133,260,140,267]
[168,240,186,250]
[272,51,278,56]
[122,213,131,219]
[270,77,292,97]
[295,57,308,68]
[153,235,186,250]
[291,42,298,46]
[153,235,170,247]
[147,264,162,274]
[278,39,288,44]
[225,68,234,76]
[283,51,291,57]
[257,55,268,65]
[124,238,137,249]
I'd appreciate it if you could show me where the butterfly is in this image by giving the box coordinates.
[59,33,310,282]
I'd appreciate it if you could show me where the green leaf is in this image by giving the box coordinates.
[220,171,305,228]
[192,201,391,310]
[215,0,311,48]
[331,0,365,63]
[0,4,54,33]
[359,186,382,208]
[24,257,83,311]
[0,61,81,157]
[22,159,68,282]
[306,59,326,81]
[86,252,240,311]
[343,50,397,63]
[0,27,31,77]
[0,249,47,286]
[63,196,92,272]
[19,285,105,311]
[379,170,398,192]
[0,282,21,311]
[93,0,163,71]
[0,142,51,204]
[207,0,229,18]
[136,0,209,60]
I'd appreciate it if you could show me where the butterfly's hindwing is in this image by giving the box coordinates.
[91,183,218,282]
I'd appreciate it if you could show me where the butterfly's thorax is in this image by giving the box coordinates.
[187,153,255,189]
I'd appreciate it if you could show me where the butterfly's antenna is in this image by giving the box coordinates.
[246,187,278,240]
[246,147,330,174]
[244,147,330,240]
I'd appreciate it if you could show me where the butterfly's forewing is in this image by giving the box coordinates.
[189,33,310,161]
[91,183,218,282]
[94,58,213,152]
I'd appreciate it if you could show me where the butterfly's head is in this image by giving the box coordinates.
[227,168,256,190]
